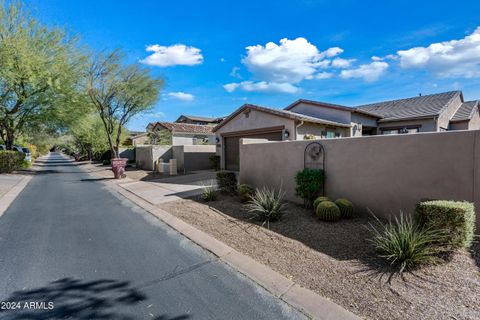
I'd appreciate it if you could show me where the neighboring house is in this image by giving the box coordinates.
[122,131,148,146]
[214,90,480,170]
[149,122,216,145]
[175,114,224,125]
[213,104,352,171]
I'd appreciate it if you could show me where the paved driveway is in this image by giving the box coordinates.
[0,153,304,319]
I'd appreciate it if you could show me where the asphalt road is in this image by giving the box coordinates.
[0,153,304,320]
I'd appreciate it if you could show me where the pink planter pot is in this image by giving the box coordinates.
[111,158,128,179]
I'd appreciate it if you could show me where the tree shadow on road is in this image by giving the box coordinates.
[0,277,190,320]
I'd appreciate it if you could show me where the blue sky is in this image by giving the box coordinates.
[23,0,480,131]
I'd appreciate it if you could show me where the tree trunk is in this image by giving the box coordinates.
[5,129,15,150]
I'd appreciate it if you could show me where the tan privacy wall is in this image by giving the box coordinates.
[135,145,172,170]
[240,130,480,228]
[172,145,216,172]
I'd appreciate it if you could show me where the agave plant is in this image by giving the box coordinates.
[245,186,286,227]
[367,213,447,273]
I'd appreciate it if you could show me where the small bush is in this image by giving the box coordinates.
[237,184,255,202]
[315,201,341,221]
[102,159,110,165]
[368,213,447,273]
[0,151,25,173]
[246,187,286,227]
[295,168,325,208]
[415,200,476,249]
[209,155,220,171]
[313,196,330,210]
[335,198,354,218]
[202,186,217,202]
[216,171,237,194]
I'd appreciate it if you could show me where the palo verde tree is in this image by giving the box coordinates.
[0,1,83,149]
[86,51,163,159]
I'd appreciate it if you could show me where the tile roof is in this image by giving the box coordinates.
[176,114,223,123]
[450,100,478,122]
[286,98,381,118]
[213,104,351,132]
[154,122,214,134]
[355,91,461,122]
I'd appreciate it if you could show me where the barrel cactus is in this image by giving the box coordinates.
[313,196,330,210]
[335,198,354,218]
[315,201,341,221]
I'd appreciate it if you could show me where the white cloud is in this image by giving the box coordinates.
[223,81,299,94]
[340,61,389,82]
[229,66,242,79]
[242,37,343,83]
[315,72,334,79]
[166,92,195,101]
[140,44,203,67]
[224,37,344,93]
[331,58,355,68]
[397,27,480,78]
[323,47,344,58]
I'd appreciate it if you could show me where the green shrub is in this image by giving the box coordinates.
[368,214,447,273]
[102,159,110,165]
[0,151,25,173]
[216,171,237,194]
[335,198,354,218]
[209,155,220,171]
[246,187,286,227]
[415,200,476,249]
[315,201,341,221]
[313,196,330,210]
[295,168,325,208]
[237,184,255,202]
[202,186,217,202]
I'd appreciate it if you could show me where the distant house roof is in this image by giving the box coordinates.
[213,104,351,132]
[285,99,382,118]
[356,91,462,122]
[451,100,479,122]
[153,122,214,134]
[175,114,224,123]
[129,131,146,137]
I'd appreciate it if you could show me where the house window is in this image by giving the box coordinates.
[321,131,339,138]
[381,127,419,135]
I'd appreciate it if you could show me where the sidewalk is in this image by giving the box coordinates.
[88,163,217,205]
[0,174,32,216]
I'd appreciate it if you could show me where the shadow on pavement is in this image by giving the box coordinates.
[0,278,190,320]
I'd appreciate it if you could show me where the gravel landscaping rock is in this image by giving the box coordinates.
[159,194,480,320]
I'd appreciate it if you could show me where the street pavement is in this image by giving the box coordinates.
[0,153,304,320]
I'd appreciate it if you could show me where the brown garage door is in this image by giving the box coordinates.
[224,131,283,171]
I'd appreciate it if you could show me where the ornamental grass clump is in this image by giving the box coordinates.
[246,187,286,227]
[201,186,217,202]
[368,213,447,273]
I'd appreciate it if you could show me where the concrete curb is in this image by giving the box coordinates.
[0,175,32,217]
[88,166,360,320]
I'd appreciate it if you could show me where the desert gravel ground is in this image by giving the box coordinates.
[159,194,480,320]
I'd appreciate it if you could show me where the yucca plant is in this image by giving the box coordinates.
[202,186,217,202]
[368,213,447,273]
[246,187,286,227]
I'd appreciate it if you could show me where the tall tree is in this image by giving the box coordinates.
[86,51,163,159]
[0,1,83,149]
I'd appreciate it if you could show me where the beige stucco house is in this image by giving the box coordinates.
[148,122,216,146]
[213,90,480,170]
